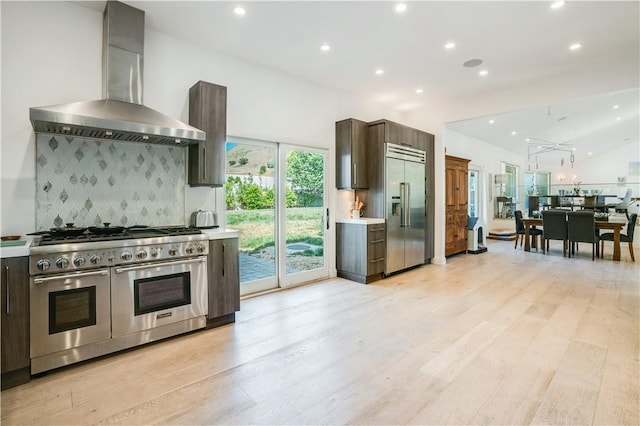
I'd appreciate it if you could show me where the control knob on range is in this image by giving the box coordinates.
[56,257,70,269]
[196,243,206,253]
[150,248,159,258]
[136,250,148,260]
[73,256,86,267]
[168,248,178,256]
[185,245,194,254]
[36,259,51,271]
[90,254,102,265]
[121,251,133,261]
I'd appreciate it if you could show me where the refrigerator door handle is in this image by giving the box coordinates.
[399,182,406,227]
[405,182,411,227]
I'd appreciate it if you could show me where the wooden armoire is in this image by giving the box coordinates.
[445,155,470,256]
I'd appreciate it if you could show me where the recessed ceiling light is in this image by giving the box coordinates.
[416,88,424,94]
[233,6,246,16]
[616,116,622,120]
[375,69,384,75]
[550,1,565,9]
[613,104,620,109]
[478,69,489,76]
[511,131,517,135]
[572,147,576,151]
[444,42,456,49]
[569,43,582,51]
[538,145,542,149]
[488,119,495,124]
[320,44,331,52]
[526,138,531,142]
[588,152,593,156]
[395,3,407,12]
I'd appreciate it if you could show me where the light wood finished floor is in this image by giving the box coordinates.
[2,240,638,425]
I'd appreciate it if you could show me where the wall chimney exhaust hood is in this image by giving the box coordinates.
[29,1,205,145]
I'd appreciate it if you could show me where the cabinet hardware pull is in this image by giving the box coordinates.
[203,146,207,180]
[5,266,9,315]
[222,243,225,277]
[370,239,385,243]
[353,163,357,185]
[369,258,385,263]
[370,228,385,232]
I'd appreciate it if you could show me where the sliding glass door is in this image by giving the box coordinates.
[279,146,329,287]
[225,138,328,295]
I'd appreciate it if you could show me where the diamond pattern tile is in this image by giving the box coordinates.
[36,134,186,230]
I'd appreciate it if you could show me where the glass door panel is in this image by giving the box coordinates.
[279,147,328,287]
[225,139,278,295]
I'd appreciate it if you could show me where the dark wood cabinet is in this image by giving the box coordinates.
[336,118,368,189]
[423,132,435,262]
[369,119,425,149]
[188,80,227,187]
[445,155,470,256]
[1,256,30,389]
[336,222,386,284]
[206,238,240,328]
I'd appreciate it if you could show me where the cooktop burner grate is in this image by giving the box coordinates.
[37,226,202,246]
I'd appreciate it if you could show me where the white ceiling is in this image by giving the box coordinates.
[75,1,640,159]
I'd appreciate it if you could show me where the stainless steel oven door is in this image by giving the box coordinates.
[111,257,207,338]
[30,269,111,358]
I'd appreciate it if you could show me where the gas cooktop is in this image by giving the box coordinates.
[35,226,203,246]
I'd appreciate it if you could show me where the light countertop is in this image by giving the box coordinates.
[0,237,34,258]
[199,228,240,239]
[335,218,385,225]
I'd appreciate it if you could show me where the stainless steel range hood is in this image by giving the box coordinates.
[29,1,205,145]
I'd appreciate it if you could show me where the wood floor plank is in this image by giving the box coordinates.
[1,240,637,425]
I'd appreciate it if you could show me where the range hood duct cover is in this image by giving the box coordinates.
[29,1,205,145]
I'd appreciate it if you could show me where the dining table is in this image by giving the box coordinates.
[521,217,626,261]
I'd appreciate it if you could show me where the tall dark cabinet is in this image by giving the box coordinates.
[188,81,227,187]
[206,238,240,328]
[335,118,369,189]
[1,256,30,389]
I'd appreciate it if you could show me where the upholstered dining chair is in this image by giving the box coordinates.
[542,210,568,256]
[600,213,637,262]
[567,211,598,260]
[514,210,543,251]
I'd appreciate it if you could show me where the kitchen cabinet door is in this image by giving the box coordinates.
[336,223,385,283]
[207,238,240,327]
[336,118,368,189]
[1,256,30,389]
[188,81,227,187]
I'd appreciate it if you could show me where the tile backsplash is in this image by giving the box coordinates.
[36,135,185,231]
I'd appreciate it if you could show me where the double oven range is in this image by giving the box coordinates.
[29,226,209,374]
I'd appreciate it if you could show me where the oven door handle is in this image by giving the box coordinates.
[114,257,206,274]
[33,269,110,284]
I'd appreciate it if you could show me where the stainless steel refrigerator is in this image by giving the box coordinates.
[385,143,426,274]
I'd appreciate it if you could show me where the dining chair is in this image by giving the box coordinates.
[514,210,543,251]
[542,210,568,256]
[600,213,637,262]
[567,211,598,260]
[582,195,596,211]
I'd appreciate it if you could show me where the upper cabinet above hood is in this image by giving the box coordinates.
[29,1,205,146]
